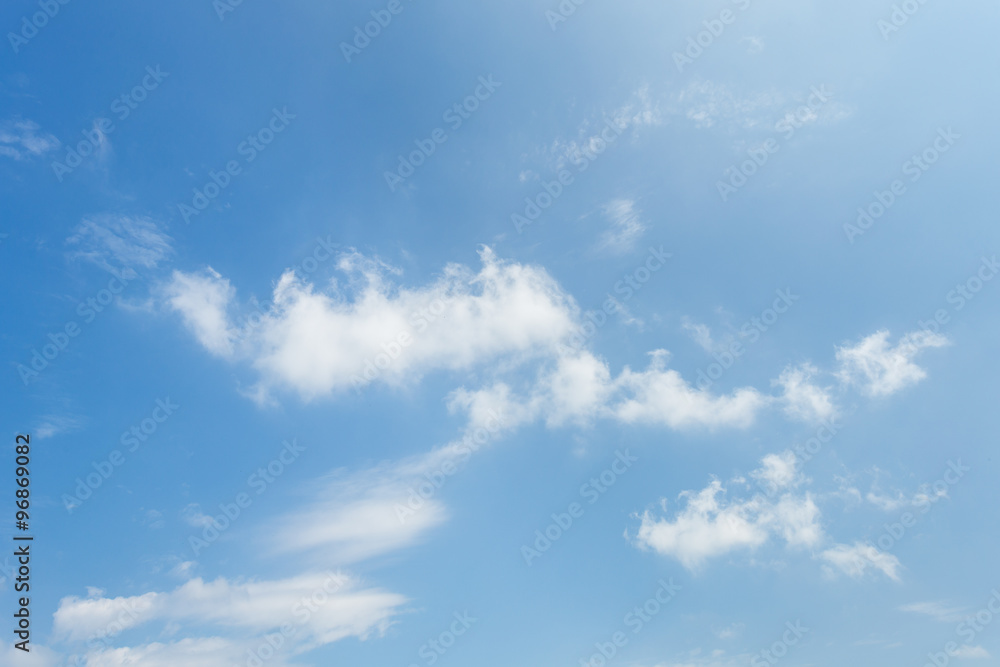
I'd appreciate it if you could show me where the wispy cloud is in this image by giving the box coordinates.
[67,214,173,274]
[0,118,59,160]
[598,199,647,254]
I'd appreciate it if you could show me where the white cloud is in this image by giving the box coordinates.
[598,199,647,254]
[53,572,405,654]
[682,318,720,354]
[166,247,579,400]
[163,268,236,357]
[33,414,86,440]
[750,451,803,494]
[951,645,990,659]
[0,118,59,160]
[613,351,769,430]
[820,542,901,581]
[713,623,744,640]
[67,215,173,274]
[674,80,785,130]
[898,601,967,623]
[266,457,452,564]
[773,363,837,423]
[836,329,949,397]
[634,452,822,570]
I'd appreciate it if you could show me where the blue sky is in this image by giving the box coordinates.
[2,0,1000,665]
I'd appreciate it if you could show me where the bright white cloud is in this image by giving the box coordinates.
[613,351,769,429]
[166,247,579,400]
[634,452,822,570]
[836,329,949,397]
[751,451,803,494]
[951,645,990,659]
[820,542,901,581]
[164,268,236,357]
[774,363,837,423]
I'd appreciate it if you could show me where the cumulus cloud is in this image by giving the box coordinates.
[165,249,780,433]
[820,542,901,581]
[836,329,949,397]
[633,452,822,570]
[165,247,579,400]
[613,351,769,429]
[773,363,837,423]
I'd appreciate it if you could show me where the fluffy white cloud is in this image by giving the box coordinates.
[166,248,579,400]
[164,268,236,357]
[634,452,822,570]
[613,351,769,429]
[820,542,901,581]
[836,329,949,397]
[773,363,837,423]
[751,451,802,494]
